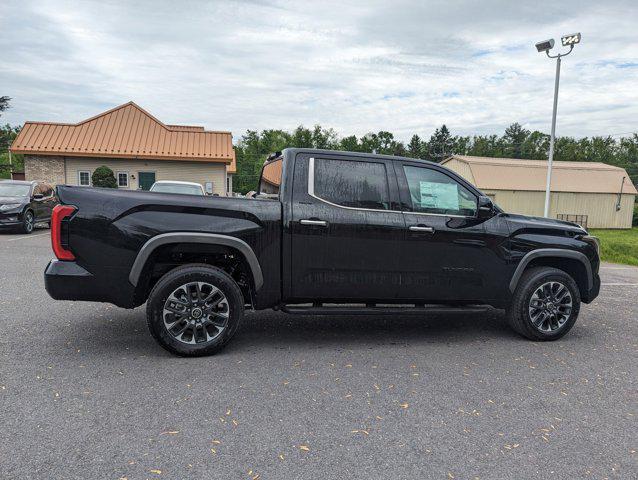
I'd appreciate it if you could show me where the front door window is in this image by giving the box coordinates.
[402,165,477,217]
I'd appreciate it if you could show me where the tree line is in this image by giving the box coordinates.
[0,97,24,178]
[2,96,637,192]
[234,123,638,194]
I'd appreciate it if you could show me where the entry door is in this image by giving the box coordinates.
[138,172,156,190]
[290,154,405,301]
[395,162,493,303]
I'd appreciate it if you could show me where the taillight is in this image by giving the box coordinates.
[51,205,77,261]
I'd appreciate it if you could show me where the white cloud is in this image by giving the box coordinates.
[1,0,637,141]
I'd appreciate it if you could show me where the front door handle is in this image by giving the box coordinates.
[409,225,435,233]
[300,219,328,227]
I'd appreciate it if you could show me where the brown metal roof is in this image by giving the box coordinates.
[10,102,235,168]
[443,155,638,195]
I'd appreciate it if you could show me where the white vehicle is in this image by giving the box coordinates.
[149,180,206,196]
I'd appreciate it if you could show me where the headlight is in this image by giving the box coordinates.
[0,203,22,211]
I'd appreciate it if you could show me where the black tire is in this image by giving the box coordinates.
[507,266,581,341]
[146,264,244,356]
[21,210,34,234]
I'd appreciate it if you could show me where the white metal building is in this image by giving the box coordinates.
[442,155,637,229]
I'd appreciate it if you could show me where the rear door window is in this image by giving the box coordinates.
[311,158,390,210]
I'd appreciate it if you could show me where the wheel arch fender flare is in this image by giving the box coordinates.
[128,232,264,291]
[509,248,593,293]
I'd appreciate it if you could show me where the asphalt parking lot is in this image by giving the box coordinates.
[1,230,636,480]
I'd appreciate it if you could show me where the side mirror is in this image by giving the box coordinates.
[477,196,494,219]
[33,193,44,200]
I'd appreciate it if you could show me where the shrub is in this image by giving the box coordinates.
[92,165,117,188]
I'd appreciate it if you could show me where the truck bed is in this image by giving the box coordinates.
[50,186,282,308]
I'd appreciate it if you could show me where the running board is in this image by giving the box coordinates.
[280,304,492,315]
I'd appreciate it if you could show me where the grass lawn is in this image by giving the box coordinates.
[589,227,638,266]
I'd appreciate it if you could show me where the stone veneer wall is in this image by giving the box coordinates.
[24,155,66,185]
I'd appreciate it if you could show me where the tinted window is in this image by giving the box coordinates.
[403,165,477,216]
[313,158,390,210]
[259,158,282,195]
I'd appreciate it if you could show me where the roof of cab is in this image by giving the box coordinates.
[282,148,438,166]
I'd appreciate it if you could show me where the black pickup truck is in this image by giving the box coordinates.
[45,149,601,356]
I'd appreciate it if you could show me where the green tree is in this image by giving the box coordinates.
[407,134,423,158]
[92,165,117,188]
[427,125,453,162]
[0,96,10,117]
[0,125,24,176]
[360,133,380,153]
[503,122,530,158]
[290,126,313,148]
[311,125,338,149]
[520,131,549,159]
[451,135,471,156]
[339,135,361,152]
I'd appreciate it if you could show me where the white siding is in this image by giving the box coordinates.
[443,158,475,184]
[483,189,635,229]
[64,157,227,196]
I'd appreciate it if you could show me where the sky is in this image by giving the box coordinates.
[1,0,637,142]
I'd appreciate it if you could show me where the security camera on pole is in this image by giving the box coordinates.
[535,33,581,218]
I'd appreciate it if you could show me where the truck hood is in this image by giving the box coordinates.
[501,213,587,235]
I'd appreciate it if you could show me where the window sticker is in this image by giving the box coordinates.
[419,181,459,210]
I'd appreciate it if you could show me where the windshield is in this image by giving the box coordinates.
[150,183,203,195]
[0,184,31,197]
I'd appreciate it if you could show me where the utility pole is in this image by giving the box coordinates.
[544,55,561,218]
[535,33,581,217]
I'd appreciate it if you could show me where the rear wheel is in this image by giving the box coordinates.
[21,210,34,234]
[146,264,244,356]
[507,267,581,341]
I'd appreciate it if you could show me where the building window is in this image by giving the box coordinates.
[78,171,91,186]
[117,172,129,188]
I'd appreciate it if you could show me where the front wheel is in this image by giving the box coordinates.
[146,264,244,356]
[507,267,581,341]
[21,210,34,234]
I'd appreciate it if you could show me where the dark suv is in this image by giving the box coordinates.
[44,149,600,356]
[0,180,58,233]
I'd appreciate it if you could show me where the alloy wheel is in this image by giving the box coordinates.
[24,211,34,233]
[162,281,229,345]
[528,281,573,332]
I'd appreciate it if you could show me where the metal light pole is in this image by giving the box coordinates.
[535,33,581,217]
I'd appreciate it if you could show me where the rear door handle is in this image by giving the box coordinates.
[409,225,435,233]
[300,219,328,227]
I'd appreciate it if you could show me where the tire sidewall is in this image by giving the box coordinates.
[147,265,244,356]
[516,269,581,340]
[22,210,34,234]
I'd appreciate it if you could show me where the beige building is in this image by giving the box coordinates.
[10,102,236,196]
[443,155,637,229]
